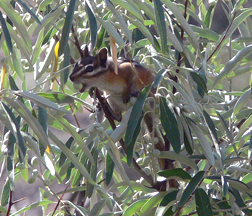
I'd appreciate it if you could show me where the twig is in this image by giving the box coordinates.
[198,11,237,71]
[163,6,182,30]
[163,0,189,93]
[6,191,13,216]
[94,88,154,187]
[71,25,84,58]
[51,182,71,216]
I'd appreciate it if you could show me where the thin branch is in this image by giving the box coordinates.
[199,11,237,71]
[94,88,154,187]
[163,6,182,30]
[6,190,13,216]
[71,25,84,58]
[51,182,71,216]
[165,0,189,93]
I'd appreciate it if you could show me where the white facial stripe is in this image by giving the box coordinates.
[84,64,94,70]
[72,66,86,77]
[84,63,108,77]
[72,62,108,78]
[84,66,103,76]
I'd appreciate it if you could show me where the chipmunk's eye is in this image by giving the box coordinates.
[85,65,94,72]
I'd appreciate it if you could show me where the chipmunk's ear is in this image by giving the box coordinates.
[97,47,108,67]
[83,45,90,57]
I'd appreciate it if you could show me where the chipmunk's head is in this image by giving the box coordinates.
[70,46,108,92]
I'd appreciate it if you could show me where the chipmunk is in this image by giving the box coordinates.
[70,46,178,190]
[70,46,156,122]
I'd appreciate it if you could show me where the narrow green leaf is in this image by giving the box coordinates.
[141,192,167,213]
[208,176,250,193]
[110,0,144,22]
[233,88,252,117]
[63,200,89,215]
[11,50,24,81]
[0,0,32,50]
[89,199,106,216]
[0,11,12,53]
[96,16,124,47]
[2,102,26,162]
[33,4,66,36]
[160,190,178,206]
[127,16,154,46]
[106,153,114,185]
[87,150,98,198]
[160,97,181,154]
[7,132,15,191]
[16,91,69,113]
[225,8,252,42]
[125,85,151,165]
[180,171,205,206]
[190,71,208,93]
[158,168,192,180]
[216,111,233,142]
[96,26,106,49]
[154,0,167,53]
[20,166,29,182]
[159,151,198,170]
[38,106,47,156]
[222,176,229,197]
[42,26,54,46]
[156,190,178,216]
[108,2,132,43]
[213,44,252,87]
[203,110,218,142]
[123,199,148,216]
[134,0,155,21]
[153,69,166,88]
[61,44,71,87]
[234,113,252,142]
[212,198,231,211]
[162,0,199,50]
[0,206,7,214]
[8,75,19,91]
[249,131,252,152]
[204,4,215,28]
[3,97,50,150]
[34,38,56,80]
[195,188,213,216]
[0,111,15,136]
[189,121,215,166]
[71,168,83,188]
[153,55,176,67]
[16,0,41,25]
[126,116,142,166]
[59,0,76,56]
[11,200,54,216]
[183,126,193,155]
[31,28,44,64]
[48,130,96,185]
[86,1,97,49]
[48,114,95,165]
[7,24,32,68]
[166,26,183,52]
[232,187,252,216]
[37,92,74,104]
[190,26,219,42]
[1,179,10,206]
[59,137,74,167]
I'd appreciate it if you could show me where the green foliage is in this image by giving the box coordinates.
[0,0,252,215]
